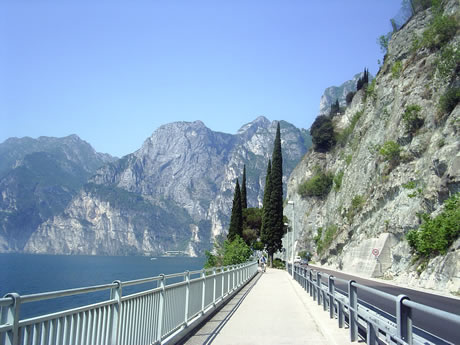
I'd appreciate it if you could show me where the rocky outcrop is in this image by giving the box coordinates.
[24,117,310,256]
[285,0,459,295]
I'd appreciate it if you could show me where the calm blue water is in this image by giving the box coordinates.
[0,254,205,320]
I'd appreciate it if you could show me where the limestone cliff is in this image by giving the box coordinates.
[285,0,459,294]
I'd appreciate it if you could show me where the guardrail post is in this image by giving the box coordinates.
[212,268,217,307]
[396,295,412,345]
[348,280,358,342]
[201,269,206,315]
[316,272,321,306]
[156,274,165,342]
[109,281,122,345]
[338,299,344,328]
[309,269,313,296]
[3,293,20,345]
[184,271,190,325]
[328,276,335,319]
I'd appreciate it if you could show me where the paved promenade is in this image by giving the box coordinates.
[182,268,353,345]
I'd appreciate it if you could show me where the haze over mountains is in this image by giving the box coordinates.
[0,117,311,256]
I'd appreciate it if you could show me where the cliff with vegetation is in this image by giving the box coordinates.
[285,0,459,295]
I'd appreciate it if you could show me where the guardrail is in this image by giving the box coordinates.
[0,261,258,345]
[288,264,460,345]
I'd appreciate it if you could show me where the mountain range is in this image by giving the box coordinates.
[1,117,311,256]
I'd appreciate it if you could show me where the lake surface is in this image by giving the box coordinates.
[0,254,206,319]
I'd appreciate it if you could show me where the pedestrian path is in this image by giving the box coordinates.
[182,268,353,345]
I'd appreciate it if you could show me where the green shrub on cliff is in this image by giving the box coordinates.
[407,193,460,258]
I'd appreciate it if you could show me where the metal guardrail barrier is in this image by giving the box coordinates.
[288,263,460,345]
[0,261,258,345]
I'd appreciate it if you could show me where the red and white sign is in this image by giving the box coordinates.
[372,248,379,256]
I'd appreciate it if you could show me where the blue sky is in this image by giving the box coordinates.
[1,0,401,157]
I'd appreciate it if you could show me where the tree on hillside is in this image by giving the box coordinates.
[357,68,369,91]
[330,99,340,116]
[310,115,336,152]
[241,165,247,210]
[228,179,243,241]
[261,123,284,266]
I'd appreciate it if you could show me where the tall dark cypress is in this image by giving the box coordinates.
[260,160,272,243]
[241,165,247,210]
[228,179,243,241]
[261,123,284,265]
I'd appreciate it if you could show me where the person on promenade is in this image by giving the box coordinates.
[259,254,267,272]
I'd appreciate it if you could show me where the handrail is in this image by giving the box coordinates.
[289,263,459,345]
[0,260,258,345]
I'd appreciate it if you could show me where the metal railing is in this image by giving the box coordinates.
[288,264,460,345]
[0,261,258,345]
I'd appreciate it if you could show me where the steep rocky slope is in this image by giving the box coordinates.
[285,1,459,294]
[25,117,310,256]
[0,135,115,251]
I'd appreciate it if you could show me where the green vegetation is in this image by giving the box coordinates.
[297,167,333,198]
[402,104,424,134]
[421,12,457,50]
[242,207,263,247]
[365,78,377,101]
[314,224,338,254]
[378,34,391,55]
[204,235,252,268]
[260,123,285,265]
[406,193,460,258]
[345,154,353,166]
[330,99,340,116]
[347,195,366,222]
[310,115,336,152]
[357,68,369,91]
[436,45,460,80]
[228,179,243,241]
[346,91,355,105]
[379,141,401,166]
[333,171,344,192]
[272,258,286,269]
[391,60,403,79]
[402,181,417,189]
[438,86,460,116]
[337,110,364,147]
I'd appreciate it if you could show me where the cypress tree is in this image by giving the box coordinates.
[260,160,272,244]
[261,123,284,266]
[228,179,243,241]
[241,165,247,209]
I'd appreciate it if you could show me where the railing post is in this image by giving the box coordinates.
[338,299,344,328]
[348,280,358,342]
[328,276,335,319]
[109,281,122,345]
[316,272,321,306]
[156,274,165,342]
[3,293,20,345]
[184,271,190,325]
[221,268,225,299]
[309,270,313,296]
[212,268,217,307]
[396,295,412,345]
[201,269,206,314]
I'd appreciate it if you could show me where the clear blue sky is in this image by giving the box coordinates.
[1,0,401,157]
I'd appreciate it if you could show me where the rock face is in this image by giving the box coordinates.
[285,0,459,295]
[0,135,115,251]
[23,117,310,256]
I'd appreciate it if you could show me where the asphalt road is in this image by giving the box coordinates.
[308,265,460,345]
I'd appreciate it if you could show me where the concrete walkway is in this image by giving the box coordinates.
[182,268,354,345]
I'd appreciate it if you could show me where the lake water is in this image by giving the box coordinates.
[0,253,206,319]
